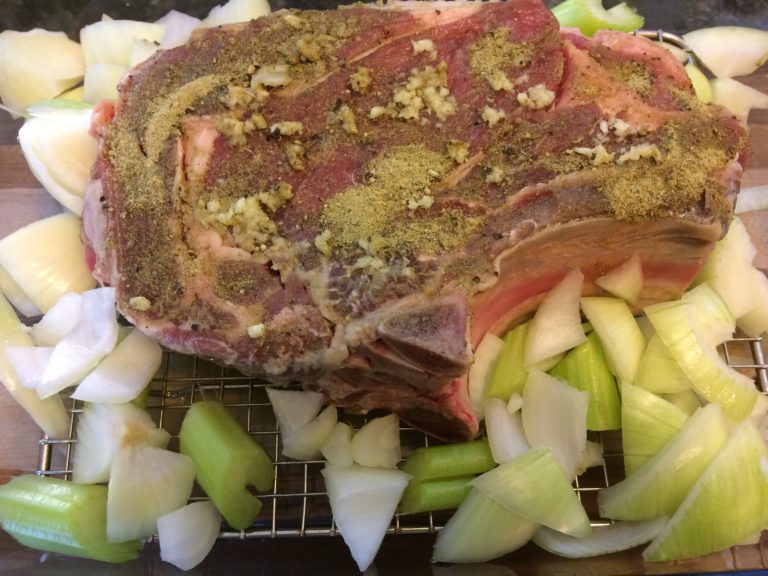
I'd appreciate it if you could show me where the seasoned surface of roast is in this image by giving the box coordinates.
[83,0,748,441]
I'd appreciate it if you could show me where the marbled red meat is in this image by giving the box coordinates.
[82,0,748,441]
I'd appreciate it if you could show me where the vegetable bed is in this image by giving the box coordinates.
[29,335,767,560]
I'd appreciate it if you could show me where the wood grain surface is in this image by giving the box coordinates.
[0,55,767,576]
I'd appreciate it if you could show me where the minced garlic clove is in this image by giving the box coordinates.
[128,296,152,311]
[247,323,266,338]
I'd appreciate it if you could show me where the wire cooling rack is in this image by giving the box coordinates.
[35,334,767,541]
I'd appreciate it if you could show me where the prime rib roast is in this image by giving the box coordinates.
[82,0,748,441]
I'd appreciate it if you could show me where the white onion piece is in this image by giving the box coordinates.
[0,29,84,116]
[595,253,643,305]
[581,440,604,470]
[524,268,586,367]
[0,294,70,438]
[38,287,119,398]
[322,463,410,572]
[107,445,195,543]
[158,501,221,571]
[72,401,170,484]
[737,268,768,337]
[72,328,162,403]
[31,292,82,346]
[282,405,338,461]
[522,369,588,480]
[467,332,504,419]
[0,213,96,313]
[80,20,165,67]
[710,78,768,123]
[735,185,768,215]
[533,518,667,558]
[200,0,271,28]
[266,388,324,435]
[83,63,127,103]
[506,392,523,414]
[128,38,160,68]
[350,413,401,468]
[320,422,354,467]
[484,398,529,465]
[683,26,768,79]
[4,345,53,389]
[156,10,201,48]
[0,265,41,318]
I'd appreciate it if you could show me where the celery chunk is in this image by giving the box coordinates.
[179,401,274,530]
[398,475,473,515]
[400,438,495,480]
[551,0,644,36]
[0,474,141,563]
[549,332,620,431]
[485,321,529,401]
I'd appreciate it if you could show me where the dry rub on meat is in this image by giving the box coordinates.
[82,0,749,441]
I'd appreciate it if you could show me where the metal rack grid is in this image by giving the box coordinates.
[35,334,767,542]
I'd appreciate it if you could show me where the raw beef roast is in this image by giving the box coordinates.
[82,0,748,441]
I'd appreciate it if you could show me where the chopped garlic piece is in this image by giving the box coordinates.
[488,70,513,92]
[247,323,266,338]
[573,145,615,166]
[251,64,291,87]
[517,83,555,110]
[617,143,662,165]
[407,194,434,211]
[485,166,505,184]
[481,105,505,127]
[314,229,332,256]
[412,38,437,60]
[128,296,151,311]
[349,67,372,93]
[447,139,469,164]
[270,121,303,136]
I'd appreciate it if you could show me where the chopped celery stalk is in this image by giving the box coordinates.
[107,445,195,543]
[598,403,729,521]
[551,0,644,36]
[522,369,588,480]
[0,474,142,563]
[179,400,274,530]
[524,269,587,367]
[401,438,495,480]
[322,463,410,572]
[693,216,757,319]
[398,475,472,514]
[620,382,689,476]
[0,213,96,313]
[643,421,768,562]
[645,299,758,420]
[633,334,692,394]
[485,398,529,465]
[533,518,666,559]
[471,446,591,538]
[468,332,504,416]
[485,321,529,402]
[72,328,162,403]
[549,332,620,431]
[0,293,70,438]
[432,488,538,563]
[682,283,735,346]
[594,253,643,305]
[580,297,645,384]
[350,413,401,468]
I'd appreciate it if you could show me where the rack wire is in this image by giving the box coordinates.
[35,334,767,542]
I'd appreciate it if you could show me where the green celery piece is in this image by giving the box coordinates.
[551,0,644,36]
[179,400,274,530]
[598,403,728,521]
[471,446,591,538]
[0,475,141,563]
[485,321,529,401]
[644,421,768,562]
[620,382,689,475]
[399,475,473,515]
[549,331,620,431]
[400,439,495,480]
